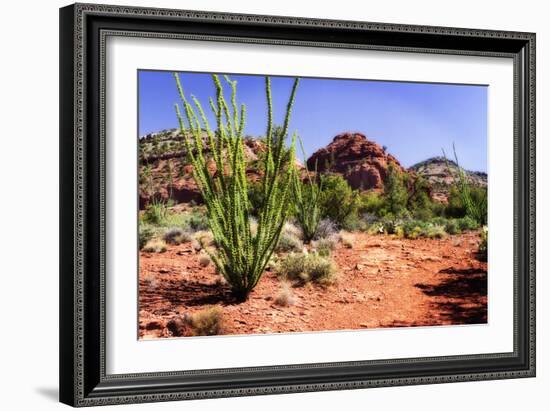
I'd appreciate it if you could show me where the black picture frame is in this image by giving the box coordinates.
[59,3,536,407]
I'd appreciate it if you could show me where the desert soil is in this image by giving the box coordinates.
[139,231,487,339]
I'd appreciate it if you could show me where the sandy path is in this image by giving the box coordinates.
[138,231,487,338]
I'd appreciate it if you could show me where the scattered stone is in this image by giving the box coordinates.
[166,316,188,337]
[145,319,165,330]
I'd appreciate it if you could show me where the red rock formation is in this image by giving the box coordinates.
[306,132,406,190]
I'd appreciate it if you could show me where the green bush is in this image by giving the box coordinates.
[457,215,480,231]
[402,219,446,239]
[408,176,434,220]
[358,191,385,215]
[445,186,466,218]
[142,199,168,225]
[403,220,427,239]
[426,224,447,239]
[319,174,360,227]
[444,219,461,235]
[382,164,408,216]
[380,214,407,235]
[443,145,487,225]
[185,211,209,232]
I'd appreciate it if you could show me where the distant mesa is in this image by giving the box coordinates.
[306,132,407,190]
[409,156,487,202]
[138,129,487,209]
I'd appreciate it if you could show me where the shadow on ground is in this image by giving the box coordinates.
[415,266,487,325]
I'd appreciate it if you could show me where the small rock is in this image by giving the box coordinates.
[166,316,189,336]
[145,319,165,330]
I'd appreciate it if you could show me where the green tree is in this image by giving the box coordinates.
[408,175,433,220]
[383,164,408,216]
[319,174,359,226]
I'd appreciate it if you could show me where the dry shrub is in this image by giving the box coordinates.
[340,232,354,248]
[142,272,158,288]
[163,227,193,245]
[198,253,211,267]
[142,239,167,253]
[276,222,304,252]
[186,306,223,336]
[314,218,338,240]
[274,282,296,307]
[307,254,337,285]
[277,252,337,286]
[193,230,215,248]
[312,235,338,256]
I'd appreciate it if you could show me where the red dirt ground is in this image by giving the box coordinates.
[138,231,487,339]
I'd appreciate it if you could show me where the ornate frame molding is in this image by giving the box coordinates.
[60,3,535,407]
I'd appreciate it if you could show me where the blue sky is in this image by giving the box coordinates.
[139,70,487,172]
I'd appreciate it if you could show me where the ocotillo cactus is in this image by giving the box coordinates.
[173,73,299,300]
[292,137,323,243]
[442,144,487,225]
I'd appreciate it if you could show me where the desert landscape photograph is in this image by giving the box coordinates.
[137,71,488,339]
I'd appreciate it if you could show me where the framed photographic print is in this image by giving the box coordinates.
[59,3,536,407]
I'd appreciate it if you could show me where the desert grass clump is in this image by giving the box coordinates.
[340,232,354,249]
[306,254,337,285]
[139,225,155,250]
[142,198,169,225]
[274,282,296,307]
[142,239,168,253]
[276,222,303,252]
[163,227,193,245]
[198,253,211,267]
[277,252,337,285]
[193,230,215,249]
[184,211,210,232]
[312,235,338,257]
[277,253,308,281]
[174,73,299,300]
[142,272,159,289]
[477,226,488,261]
[426,224,447,239]
[186,306,224,336]
[314,218,339,240]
